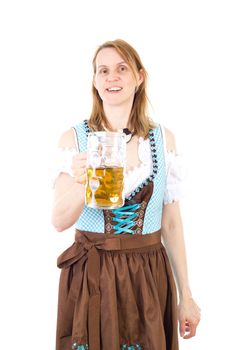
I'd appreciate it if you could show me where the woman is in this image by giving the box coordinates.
[52,39,201,350]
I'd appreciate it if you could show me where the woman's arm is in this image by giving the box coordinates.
[51,129,86,232]
[161,201,191,299]
[161,127,201,339]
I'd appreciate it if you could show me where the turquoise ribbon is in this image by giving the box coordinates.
[112,203,140,234]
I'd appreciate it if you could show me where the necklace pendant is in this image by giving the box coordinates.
[119,128,133,143]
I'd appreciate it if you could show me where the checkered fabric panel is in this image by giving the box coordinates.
[143,125,166,233]
[75,122,88,152]
[77,205,105,232]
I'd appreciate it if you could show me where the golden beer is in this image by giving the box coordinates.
[86,131,126,209]
[86,166,124,209]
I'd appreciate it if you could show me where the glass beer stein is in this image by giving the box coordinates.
[85,131,126,209]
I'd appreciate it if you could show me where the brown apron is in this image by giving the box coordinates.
[56,229,178,350]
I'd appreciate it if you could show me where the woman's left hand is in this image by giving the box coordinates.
[178,297,201,339]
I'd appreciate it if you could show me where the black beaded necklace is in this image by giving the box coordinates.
[119,128,135,143]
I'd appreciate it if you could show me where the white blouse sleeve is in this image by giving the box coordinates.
[163,151,186,205]
[50,147,77,188]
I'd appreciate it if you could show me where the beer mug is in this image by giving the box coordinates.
[85,131,126,209]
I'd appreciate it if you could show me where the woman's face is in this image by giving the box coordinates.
[94,47,143,107]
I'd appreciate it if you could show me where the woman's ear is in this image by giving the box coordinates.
[93,76,97,89]
[137,68,144,88]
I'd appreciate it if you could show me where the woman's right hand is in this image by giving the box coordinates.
[71,152,87,185]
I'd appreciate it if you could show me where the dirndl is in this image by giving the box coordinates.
[56,229,179,350]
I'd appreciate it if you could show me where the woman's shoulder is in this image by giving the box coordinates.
[58,128,77,149]
[159,124,177,153]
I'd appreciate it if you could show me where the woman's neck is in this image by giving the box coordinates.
[103,102,133,130]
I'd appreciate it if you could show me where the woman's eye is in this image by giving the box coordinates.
[99,68,108,75]
[119,65,127,72]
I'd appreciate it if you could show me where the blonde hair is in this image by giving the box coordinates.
[88,39,157,138]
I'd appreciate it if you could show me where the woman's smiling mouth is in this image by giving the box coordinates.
[106,87,123,93]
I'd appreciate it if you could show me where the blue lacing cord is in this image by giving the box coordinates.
[112,203,140,234]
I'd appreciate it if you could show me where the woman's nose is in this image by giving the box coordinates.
[106,71,120,81]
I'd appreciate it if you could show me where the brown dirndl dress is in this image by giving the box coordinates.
[56,189,179,350]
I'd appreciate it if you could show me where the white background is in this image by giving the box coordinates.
[0,0,232,349]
